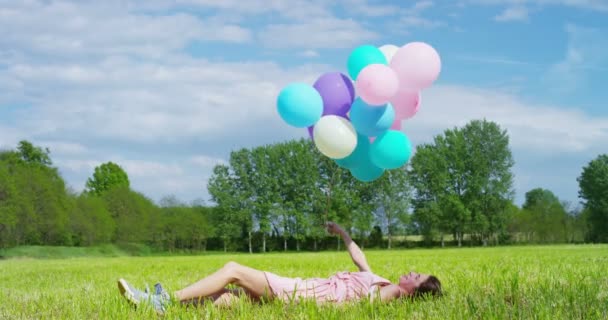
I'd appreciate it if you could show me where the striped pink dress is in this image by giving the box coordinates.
[264,271,392,304]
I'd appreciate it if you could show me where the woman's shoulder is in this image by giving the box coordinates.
[350,271,391,283]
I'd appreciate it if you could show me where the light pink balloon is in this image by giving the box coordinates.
[390,42,441,90]
[390,118,402,130]
[355,64,399,106]
[391,88,421,119]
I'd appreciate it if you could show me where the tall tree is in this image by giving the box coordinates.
[461,120,514,245]
[522,188,567,242]
[0,160,18,247]
[373,167,412,249]
[85,162,130,196]
[17,140,52,166]
[5,143,72,245]
[250,146,276,252]
[410,144,446,244]
[207,164,241,252]
[69,193,115,246]
[577,154,608,242]
[102,187,158,243]
[229,148,256,253]
[410,119,514,246]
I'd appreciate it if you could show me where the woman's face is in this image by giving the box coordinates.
[398,271,430,294]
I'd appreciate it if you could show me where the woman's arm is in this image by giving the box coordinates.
[326,222,371,272]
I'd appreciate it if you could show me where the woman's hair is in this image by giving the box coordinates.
[413,275,442,298]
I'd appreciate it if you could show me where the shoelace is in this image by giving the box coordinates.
[144,283,164,293]
[154,283,164,295]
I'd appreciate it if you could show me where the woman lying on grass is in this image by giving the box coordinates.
[117,222,442,314]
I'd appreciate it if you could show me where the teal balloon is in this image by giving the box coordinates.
[350,98,395,137]
[370,130,412,169]
[350,162,384,182]
[335,134,370,168]
[347,45,388,80]
[277,83,323,128]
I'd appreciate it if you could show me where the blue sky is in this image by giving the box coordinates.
[1,0,607,207]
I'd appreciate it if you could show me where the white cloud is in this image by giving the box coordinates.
[0,0,251,60]
[119,160,184,177]
[1,0,605,205]
[258,18,379,49]
[400,16,444,28]
[54,159,100,173]
[405,85,608,153]
[174,0,331,20]
[463,0,608,12]
[543,24,608,93]
[189,155,227,168]
[301,50,321,58]
[38,141,88,156]
[494,6,529,21]
[337,0,401,17]
[3,58,331,143]
[0,125,21,150]
[55,156,210,200]
[392,1,444,32]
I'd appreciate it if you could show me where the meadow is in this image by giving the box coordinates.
[1,245,607,319]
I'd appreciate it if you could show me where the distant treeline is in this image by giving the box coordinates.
[0,119,606,251]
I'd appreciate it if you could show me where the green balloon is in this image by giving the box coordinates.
[347,45,388,80]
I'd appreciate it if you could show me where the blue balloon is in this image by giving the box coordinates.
[347,45,388,80]
[277,83,323,128]
[350,161,384,182]
[335,134,370,168]
[370,130,412,169]
[350,98,395,137]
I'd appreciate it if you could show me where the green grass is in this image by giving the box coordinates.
[0,244,129,259]
[1,245,607,319]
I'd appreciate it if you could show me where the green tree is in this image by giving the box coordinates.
[522,188,568,243]
[0,159,18,247]
[6,145,72,245]
[250,146,276,252]
[69,193,115,246]
[577,154,608,242]
[461,120,514,245]
[207,165,241,252]
[17,140,52,166]
[229,148,256,253]
[102,187,159,243]
[410,119,515,246]
[373,167,412,249]
[85,162,130,196]
[410,144,446,244]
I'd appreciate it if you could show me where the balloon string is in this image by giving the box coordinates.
[324,168,338,225]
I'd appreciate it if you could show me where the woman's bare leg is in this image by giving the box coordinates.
[174,261,272,301]
[182,288,251,307]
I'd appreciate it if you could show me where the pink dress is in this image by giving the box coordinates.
[264,271,392,304]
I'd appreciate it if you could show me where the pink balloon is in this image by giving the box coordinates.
[354,64,399,106]
[390,118,402,130]
[390,42,441,90]
[391,88,421,119]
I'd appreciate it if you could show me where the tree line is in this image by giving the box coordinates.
[0,119,606,252]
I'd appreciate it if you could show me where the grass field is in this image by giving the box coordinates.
[1,245,607,319]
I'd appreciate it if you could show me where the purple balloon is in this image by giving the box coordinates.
[307,126,314,139]
[313,72,355,116]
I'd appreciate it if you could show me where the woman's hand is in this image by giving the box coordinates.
[326,221,344,236]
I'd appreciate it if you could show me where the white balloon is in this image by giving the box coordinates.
[313,115,357,159]
[379,44,399,63]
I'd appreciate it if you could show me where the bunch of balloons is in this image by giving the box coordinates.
[277,42,441,182]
